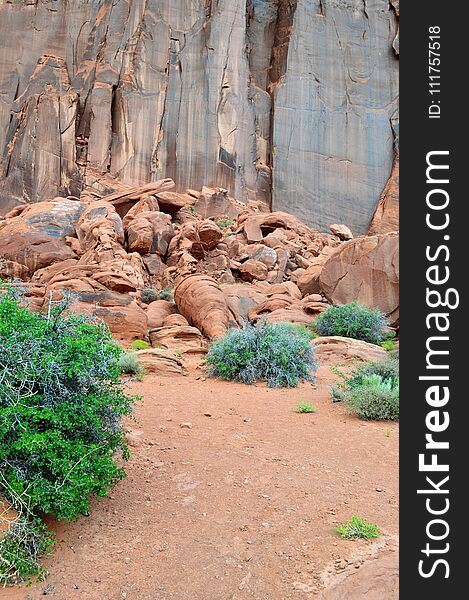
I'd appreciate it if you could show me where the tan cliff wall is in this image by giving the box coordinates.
[0,0,398,233]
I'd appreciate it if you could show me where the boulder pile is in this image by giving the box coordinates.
[0,178,399,351]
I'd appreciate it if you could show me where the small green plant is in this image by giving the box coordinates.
[295,402,316,414]
[336,516,380,540]
[215,218,235,229]
[291,323,318,339]
[131,339,150,351]
[157,287,174,302]
[302,323,319,338]
[381,340,395,351]
[350,353,399,385]
[0,516,54,585]
[206,321,318,388]
[140,288,159,304]
[314,302,388,344]
[189,205,197,214]
[118,351,144,375]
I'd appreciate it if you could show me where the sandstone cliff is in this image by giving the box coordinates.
[0,0,398,234]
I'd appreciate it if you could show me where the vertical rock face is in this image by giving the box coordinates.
[0,55,81,210]
[367,156,399,235]
[272,0,399,233]
[0,0,398,233]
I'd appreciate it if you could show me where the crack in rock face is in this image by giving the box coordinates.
[0,0,398,234]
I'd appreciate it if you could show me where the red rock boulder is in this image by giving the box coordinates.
[126,211,175,256]
[320,233,399,325]
[174,274,231,339]
[0,199,84,276]
[68,290,148,342]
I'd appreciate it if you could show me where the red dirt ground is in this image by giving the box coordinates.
[3,365,398,599]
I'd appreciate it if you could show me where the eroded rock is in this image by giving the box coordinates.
[135,348,186,376]
[0,199,84,275]
[320,233,399,326]
[149,325,208,355]
[313,336,388,365]
[69,290,148,342]
[174,275,230,340]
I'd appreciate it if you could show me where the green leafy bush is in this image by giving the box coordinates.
[206,322,318,387]
[0,287,135,583]
[336,516,380,540]
[314,302,388,344]
[118,351,144,375]
[0,289,135,519]
[130,339,150,351]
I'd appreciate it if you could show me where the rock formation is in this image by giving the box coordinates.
[0,177,399,345]
[368,156,399,235]
[174,274,231,340]
[272,0,399,233]
[0,0,398,234]
[319,232,399,325]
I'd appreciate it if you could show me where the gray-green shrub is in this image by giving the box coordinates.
[141,287,174,303]
[344,353,399,391]
[331,353,399,420]
[0,517,53,585]
[206,322,318,387]
[159,288,174,301]
[347,376,399,420]
[118,351,144,375]
[140,288,159,304]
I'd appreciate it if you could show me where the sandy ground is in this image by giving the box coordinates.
[3,365,398,600]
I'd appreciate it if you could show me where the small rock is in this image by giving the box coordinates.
[238,259,269,282]
[126,430,143,448]
[204,412,212,417]
[180,422,193,429]
[293,581,316,593]
[251,245,278,268]
[330,223,354,240]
